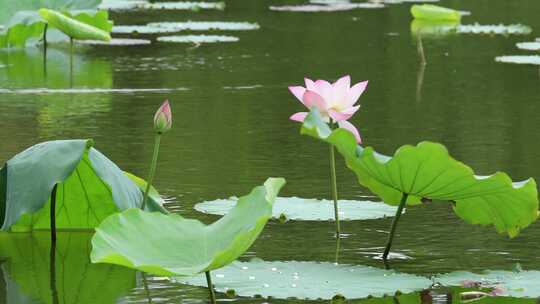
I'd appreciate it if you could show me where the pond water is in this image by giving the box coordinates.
[1,0,540,303]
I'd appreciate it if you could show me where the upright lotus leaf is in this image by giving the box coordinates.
[39,9,111,41]
[124,171,168,214]
[0,231,137,304]
[0,139,167,232]
[91,178,286,276]
[411,4,462,22]
[300,109,538,238]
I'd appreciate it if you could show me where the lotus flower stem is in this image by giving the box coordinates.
[141,133,162,210]
[329,143,341,237]
[50,184,58,242]
[69,38,74,88]
[334,236,341,264]
[382,193,408,261]
[417,32,426,65]
[205,271,217,304]
[43,24,48,76]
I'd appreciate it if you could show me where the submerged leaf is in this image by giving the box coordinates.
[91,178,286,276]
[195,196,400,221]
[176,260,432,300]
[0,231,136,304]
[39,8,111,41]
[0,139,166,231]
[301,109,538,237]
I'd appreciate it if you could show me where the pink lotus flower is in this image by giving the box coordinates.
[154,100,172,133]
[289,75,367,143]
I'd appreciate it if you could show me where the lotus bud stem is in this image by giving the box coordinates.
[382,193,409,261]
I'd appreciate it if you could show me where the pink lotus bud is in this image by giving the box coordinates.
[154,100,172,133]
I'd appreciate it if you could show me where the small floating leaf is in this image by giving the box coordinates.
[195,196,400,221]
[113,21,259,34]
[76,38,151,46]
[39,9,111,41]
[301,109,539,238]
[411,4,462,21]
[175,260,432,300]
[495,55,540,65]
[457,23,532,35]
[269,3,384,12]
[436,270,540,298]
[157,34,239,44]
[91,178,286,276]
[100,0,225,11]
[516,42,540,51]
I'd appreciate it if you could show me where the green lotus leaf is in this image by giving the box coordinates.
[195,196,400,221]
[411,4,462,22]
[0,231,136,304]
[176,259,432,300]
[91,178,286,276]
[0,139,166,232]
[124,171,168,214]
[300,109,538,237]
[39,9,111,41]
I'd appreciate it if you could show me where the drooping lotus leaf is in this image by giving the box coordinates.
[0,9,113,48]
[195,196,400,221]
[176,259,432,300]
[0,231,137,304]
[436,269,540,298]
[301,109,538,237]
[0,139,166,232]
[410,4,462,22]
[39,9,111,41]
[495,55,540,66]
[91,178,286,276]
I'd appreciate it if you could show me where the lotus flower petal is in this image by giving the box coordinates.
[338,120,362,143]
[288,86,306,103]
[289,112,309,122]
[347,80,368,106]
[303,90,327,110]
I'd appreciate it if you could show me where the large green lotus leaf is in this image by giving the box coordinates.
[0,139,163,231]
[176,259,431,300]
[301,109,538,237]
[91,178,286,276]
[39,9,111,41]
[0,231,136,304]
[195,196,400,221]
[436,270,540,299]
[0,0,101,25]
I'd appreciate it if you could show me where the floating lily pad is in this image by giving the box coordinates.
[195,197,400,221]
[76,38,151,46]
[373,0,439,4]
[516,42,540,51]
[495,56,540,66]
[436,270,540,298]
[269,3,384,12]
[157,35,239,44]
[113,21,259,34]
[176,260,432,300]
[457,23,532,35]
[99,0,225,11]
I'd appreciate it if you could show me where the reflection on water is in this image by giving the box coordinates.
[0,0,540,302]
[0,232,136,304]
